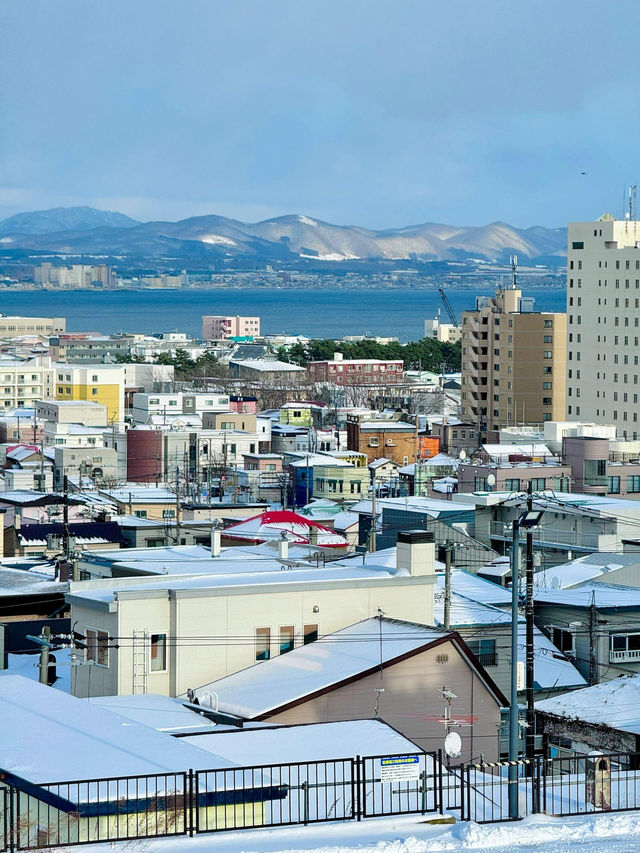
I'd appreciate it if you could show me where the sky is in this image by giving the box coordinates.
[2,0,640,229]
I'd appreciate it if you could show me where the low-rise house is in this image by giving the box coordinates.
[347,416,418,466]
[94,487,178,522]
[52,446,119,489]
[457,460,572,494]
[228,359,306,381]
[533,583,640,684]
[432,572,586,701]
[188,617,506,763]
[9,520,125,558]
[536,675,640,757]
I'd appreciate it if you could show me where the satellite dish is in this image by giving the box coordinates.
[444,731,462,759]
[459,450,466,460]
[487,474,496,487]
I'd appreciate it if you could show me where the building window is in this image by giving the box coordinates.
[504,478,520,491]
[543,351,552,359]
[530,478,546,491]
[467,638,497,666]
[86,628,109,667]
[549,627,574,654]
[134,510,147,518]
[279,626,295,654]
[256,627,271,661]
[150,633,167,671]
[627,475,640,493]
[474,476,487,490]
[607,476,621,494]
[543,336,553,343]
[304,624,318,644]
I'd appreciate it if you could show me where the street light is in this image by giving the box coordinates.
[508,505,543,819]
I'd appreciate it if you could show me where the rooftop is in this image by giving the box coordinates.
[0,676,232,783]
[187,618,451,718]
[536,675,640,735]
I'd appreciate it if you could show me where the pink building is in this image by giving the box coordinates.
[229,395,258,414]
[202,315,261,340]
[307,353,404,386]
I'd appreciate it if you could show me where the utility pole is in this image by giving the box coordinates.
[369,471,377,553]
[175,465,182,543]
[589,590,598,685]
[62,474,78,581]
[508,517,521,820]
[39,625,51,684]
[306,453,310,506]
[525,482,536,777]
[443,541,453,631]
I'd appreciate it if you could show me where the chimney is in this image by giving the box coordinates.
[278,531,290,561]
[308,525,319,547]
[395,530,435,576]
[210,522,221,558]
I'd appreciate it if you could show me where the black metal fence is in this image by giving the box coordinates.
[0,750,442,850]
[458,751,640,824]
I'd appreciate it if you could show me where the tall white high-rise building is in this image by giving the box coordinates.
[567,213,640,438]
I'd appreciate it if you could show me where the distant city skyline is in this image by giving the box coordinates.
[3,0,640,228]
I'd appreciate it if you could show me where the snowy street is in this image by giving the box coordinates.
[74,811,640,853]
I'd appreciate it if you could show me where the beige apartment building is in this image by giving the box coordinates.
[201,315,260,340]
[0,315,65,335]
[567,215,640,439]
[460,287,566,434]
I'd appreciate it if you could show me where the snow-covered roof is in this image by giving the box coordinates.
[536,675,640,734]
[333,510,359,530]
[88,694,218,734]
[534,582,640,609]
[182,719,422,766]
[289,455,352,467]
[188,618,450,718]
[537,552,640,590]
[433,476,458,493]
[68,563,401,605]
[369,457,398,469]
[477,556,512,578]
[0,676,233,783]
[443,570,511,606]
[431,579,586,691]
[349,496,475,516]
[0,565,65,596]
[482,443,553,459]
[231,359,305,372]
[222,510,348,547]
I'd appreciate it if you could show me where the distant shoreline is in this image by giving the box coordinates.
[0,281,566,293]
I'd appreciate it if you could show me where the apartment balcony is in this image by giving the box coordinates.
[488,520,617,552]
[610,649,640,664]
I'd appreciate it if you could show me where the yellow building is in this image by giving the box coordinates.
[55,364,125,422]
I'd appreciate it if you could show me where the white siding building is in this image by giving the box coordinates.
[567,215,640,438]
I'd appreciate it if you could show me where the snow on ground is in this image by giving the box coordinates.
[69,811,640,853]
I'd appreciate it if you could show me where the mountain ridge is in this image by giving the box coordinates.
[0,206,568,263]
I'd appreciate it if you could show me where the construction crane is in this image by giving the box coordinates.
[438,288,459,327]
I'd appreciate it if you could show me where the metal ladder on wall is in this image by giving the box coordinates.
[132,628,149,694]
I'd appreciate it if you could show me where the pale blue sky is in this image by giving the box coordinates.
[2,0,640,228]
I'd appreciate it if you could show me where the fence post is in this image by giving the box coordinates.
[532,756,540,815]
[459,765,465,821]
[188,769,194,837]
[437,750,443,814]
[420,771,427,815]
[355,755,362,822]
[301,781,309,825]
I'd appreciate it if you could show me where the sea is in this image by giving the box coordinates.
[0,287,566,340]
